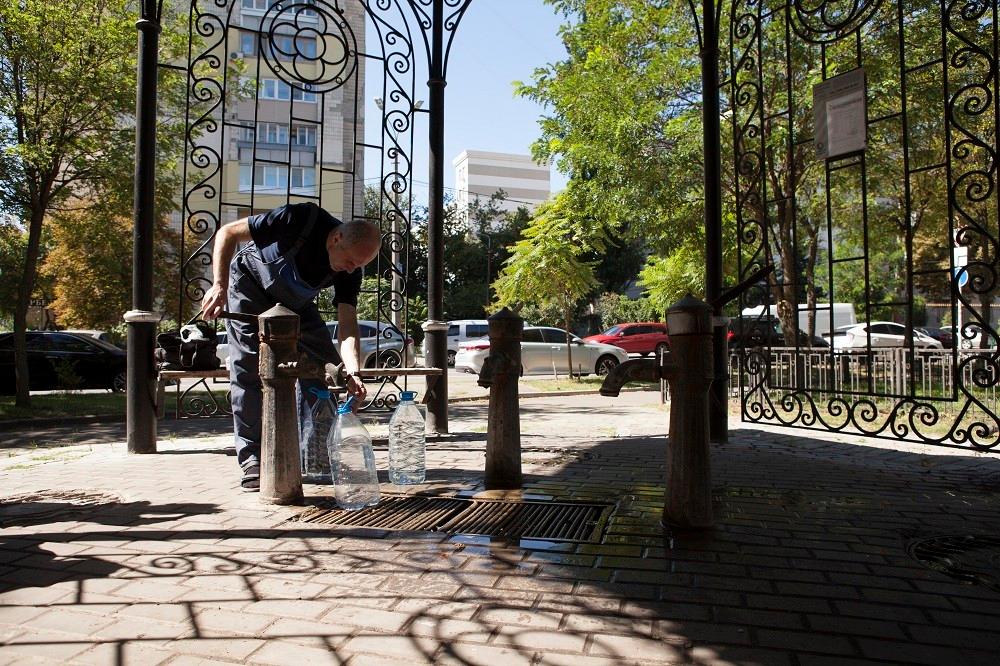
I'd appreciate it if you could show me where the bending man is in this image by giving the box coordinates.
[201,202,382,491]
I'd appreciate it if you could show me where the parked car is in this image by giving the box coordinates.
[421,319,490,367]
[62,329,122,348]
[326,320,415,373]
[727,316,829,349]
[455,326,629,376]
[0,331,127,394]
[583,322,670,357]
[916,326,955,349]
[825,321,943,350]
[948,324,997,350]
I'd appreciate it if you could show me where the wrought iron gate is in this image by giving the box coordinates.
[727,0,1000,449]
[171,0,433,412]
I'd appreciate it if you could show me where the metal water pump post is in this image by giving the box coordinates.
[476,308,523,489]
[251,305,346,506]
[599,295,714,529]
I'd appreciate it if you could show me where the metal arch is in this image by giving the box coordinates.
[172,0,428,415]
[726,0,1000,450]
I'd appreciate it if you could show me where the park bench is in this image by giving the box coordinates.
[155,366,444,419]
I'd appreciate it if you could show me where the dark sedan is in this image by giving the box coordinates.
[0,331,127,394]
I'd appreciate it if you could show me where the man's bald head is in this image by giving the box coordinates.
[326,219,382,273]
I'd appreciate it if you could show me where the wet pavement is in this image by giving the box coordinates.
[2,390,1000,664]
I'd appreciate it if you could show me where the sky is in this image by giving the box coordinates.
[363,1,570,205]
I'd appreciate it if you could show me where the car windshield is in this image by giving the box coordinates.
[603,325,623,335]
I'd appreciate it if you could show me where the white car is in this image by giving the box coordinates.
[421,319,490,367]
[326,320,416,370]
[455,326,629,376]
[826,321,943,350]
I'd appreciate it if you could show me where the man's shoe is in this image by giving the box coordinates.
[241,465,260,492]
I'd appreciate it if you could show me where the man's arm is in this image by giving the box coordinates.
[337,302,368,404]
[201,219,253,320]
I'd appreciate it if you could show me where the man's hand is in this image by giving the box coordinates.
[201,284,227,321]
[346,372,367,410]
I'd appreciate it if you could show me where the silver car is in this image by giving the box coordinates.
[826,321,943,350]
[455,326,629,376]
[326,320,415,371]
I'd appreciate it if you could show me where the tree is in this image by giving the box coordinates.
[0,0,188,405]
[40,206,182,330]
[493,194,599,376]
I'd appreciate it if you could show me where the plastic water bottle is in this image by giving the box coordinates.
[327,396,380,510]
[301,387,335,481]
[388,391,426,484]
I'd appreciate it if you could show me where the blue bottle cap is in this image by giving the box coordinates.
[337,396,354,414]
[309,386,331,400]
[400,391,416,402]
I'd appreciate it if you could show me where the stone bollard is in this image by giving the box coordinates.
[599,294,714,529]
[663,295,714,529]
[478,308,523,489]
[258,304,304,506]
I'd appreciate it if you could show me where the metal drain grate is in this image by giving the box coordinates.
[908,534,1000,592]
[294,495,611,542]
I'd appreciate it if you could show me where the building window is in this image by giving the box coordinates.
[291,166,316,190]
[292,83,317,102]
[239,164,289,192]
[236,125,255,142]
[259,78,290,100]
[259,78,316,102]
[258,122,288,145]
[240,32,255,55]
[296,36,317,58]
[292,124,316,146]
[241,0,268,10]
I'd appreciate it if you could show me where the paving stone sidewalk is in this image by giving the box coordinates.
[1,391,1000,665]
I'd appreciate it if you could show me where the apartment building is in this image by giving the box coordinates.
[453,150,550,216]
[187,0,366,225]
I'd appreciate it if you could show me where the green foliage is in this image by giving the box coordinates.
[593,292,662,330]
[638,244,705,313]
[493,195,599,317]
[40,208,182,330]
[0,0,191,402]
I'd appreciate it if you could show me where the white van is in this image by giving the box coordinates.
[422,319,490,366]
[741,302,856,338]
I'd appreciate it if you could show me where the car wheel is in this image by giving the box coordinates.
[447,350,456,367]
[112,370,126,393]
[595,355,619,376]
[655,342,669,357]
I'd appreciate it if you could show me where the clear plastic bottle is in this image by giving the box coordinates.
[388,390,426,484]
[301,386,335,481]
[327,396,380,510]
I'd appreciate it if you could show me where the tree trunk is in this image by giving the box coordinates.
[13,205,46,407]
[564,304,575,379]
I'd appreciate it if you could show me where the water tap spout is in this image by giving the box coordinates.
[599,358,664,397]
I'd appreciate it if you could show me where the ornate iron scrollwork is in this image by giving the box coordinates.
[729,0,1000,450]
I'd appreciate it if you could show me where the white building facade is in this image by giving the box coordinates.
[453,150,550,216]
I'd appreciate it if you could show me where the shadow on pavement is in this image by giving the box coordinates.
[3,424,1000,664]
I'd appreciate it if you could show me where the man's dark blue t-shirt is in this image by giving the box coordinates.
[246,202,362,307]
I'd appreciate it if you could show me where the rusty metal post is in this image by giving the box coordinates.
[664,296,714,529]
[258,304,304,505]
[478,308,523,489]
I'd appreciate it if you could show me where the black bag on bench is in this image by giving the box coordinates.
[155,320,221,371]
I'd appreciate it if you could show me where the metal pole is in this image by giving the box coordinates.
[126,0,160,454]
[701,0,727,443]
[391,149,403,331]
[424,0,448,434]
